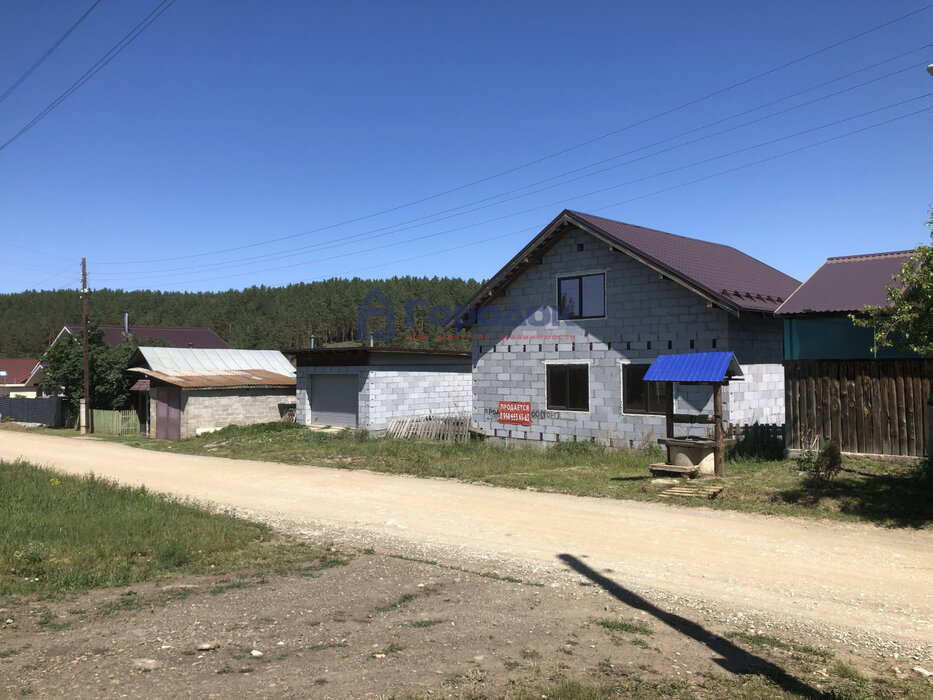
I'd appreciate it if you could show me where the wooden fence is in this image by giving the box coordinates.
[785,359,932,457]
[91,409,141,436]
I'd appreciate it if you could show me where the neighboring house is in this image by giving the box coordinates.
[128,347,296,440]
[454,209,800,447]
[0,358,41,398]
[25,322,230,388]
[293,347,472,430]
[776,250,930,458]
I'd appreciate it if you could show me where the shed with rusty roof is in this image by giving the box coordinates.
[454,209,799,447]
[128,347,296,440]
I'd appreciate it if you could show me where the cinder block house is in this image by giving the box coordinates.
[129,347,296,440]
[454,210,801,446]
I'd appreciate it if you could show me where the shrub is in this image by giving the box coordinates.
[797,438,842,484]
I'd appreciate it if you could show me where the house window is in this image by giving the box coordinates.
[558,273,604,319]
[546,364,589,411]
[622,363,670,415]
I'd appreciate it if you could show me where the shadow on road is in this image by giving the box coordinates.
[558,553,826,698]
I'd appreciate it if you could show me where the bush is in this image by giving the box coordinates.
[796,439,842,484]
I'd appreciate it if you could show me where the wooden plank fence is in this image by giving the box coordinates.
[386,414,471,442]
[91,409,141,436]
[785,359,932,457]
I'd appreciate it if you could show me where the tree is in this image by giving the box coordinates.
[38,325,139,411]
[851,213,933,357]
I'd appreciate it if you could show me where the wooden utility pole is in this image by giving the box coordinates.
[713,383,724,476]
[81,258,90,434]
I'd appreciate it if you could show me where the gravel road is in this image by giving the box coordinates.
[2,430,931,659]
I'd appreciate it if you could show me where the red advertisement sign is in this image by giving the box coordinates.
[498,401,531,426]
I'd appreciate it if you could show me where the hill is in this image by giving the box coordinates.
[0,276,480,357]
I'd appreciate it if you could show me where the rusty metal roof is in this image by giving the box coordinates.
[131,347,296,376]
[776,250,916,316]
[138,368,296,389]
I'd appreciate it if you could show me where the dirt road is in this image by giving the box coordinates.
[2,430,931,653]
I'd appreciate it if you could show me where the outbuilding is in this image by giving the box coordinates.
[292,347,471,431]
[776,250,930,458]
[129,346,296,440]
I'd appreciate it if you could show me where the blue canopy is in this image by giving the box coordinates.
[642,352,742,383]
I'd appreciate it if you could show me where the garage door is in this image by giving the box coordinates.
[308,374,359,427]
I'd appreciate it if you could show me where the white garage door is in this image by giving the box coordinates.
[308,374,359,427]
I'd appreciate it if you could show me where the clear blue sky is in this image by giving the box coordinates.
[0,0,931,295]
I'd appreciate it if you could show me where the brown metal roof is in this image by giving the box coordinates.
[568,212,800,313]
[136,369,296,389]
[455,210,800,321]
[63,325,229,349]
[0,358,40,384]
[776,250,916,316]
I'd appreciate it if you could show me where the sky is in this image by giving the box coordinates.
[0,0,931,295]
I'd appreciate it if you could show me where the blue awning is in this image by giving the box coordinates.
[642,352,742,383]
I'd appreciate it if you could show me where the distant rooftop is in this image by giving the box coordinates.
[62,324,229,349]
[776,250,917,316]
[0,358,39,384]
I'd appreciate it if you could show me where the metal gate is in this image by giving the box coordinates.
[154,386,182,440]
[308,374,358,427]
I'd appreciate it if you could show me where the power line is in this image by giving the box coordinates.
[0,0,177,154]
[0,0,104,106]
[95,4,933,266]
[94,51,930,278]
[293,105,933,286]
[114,99,932,290]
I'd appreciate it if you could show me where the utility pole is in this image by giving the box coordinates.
[81,258,90,434]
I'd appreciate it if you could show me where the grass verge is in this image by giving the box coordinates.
[59,422,933,527]
[0,459,348,598]
[27,423,933,527]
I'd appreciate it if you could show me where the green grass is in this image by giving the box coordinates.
[595,617,653,636]
[410,618,444,628]
[725,631,831,660]
[0,459,348,598]
[36,422,933,526]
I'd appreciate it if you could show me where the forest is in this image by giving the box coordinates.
[0,276,481,358]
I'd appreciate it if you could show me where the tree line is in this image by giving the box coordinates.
[0,276,481,358]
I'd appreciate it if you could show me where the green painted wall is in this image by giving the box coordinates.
[783,316,920,360]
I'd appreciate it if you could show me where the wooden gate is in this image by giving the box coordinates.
[785,359,932,457]
[154,386,182,440]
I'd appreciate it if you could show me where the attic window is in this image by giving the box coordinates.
[576,243,584,251]
[558,273,605,319]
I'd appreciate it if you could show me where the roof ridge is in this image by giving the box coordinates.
[826,250,916,262]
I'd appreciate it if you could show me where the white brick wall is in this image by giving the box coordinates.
[296,364,471,431]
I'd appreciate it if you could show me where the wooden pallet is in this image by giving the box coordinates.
[386,414,471,442]
[648,462,698,477]
[658,484,724,500]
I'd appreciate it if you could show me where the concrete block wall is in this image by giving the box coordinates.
[364,365,471,431]
[296,364,471,431]
[470,226,787,446]
[180,388,295,438]
[725,363,785,425]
